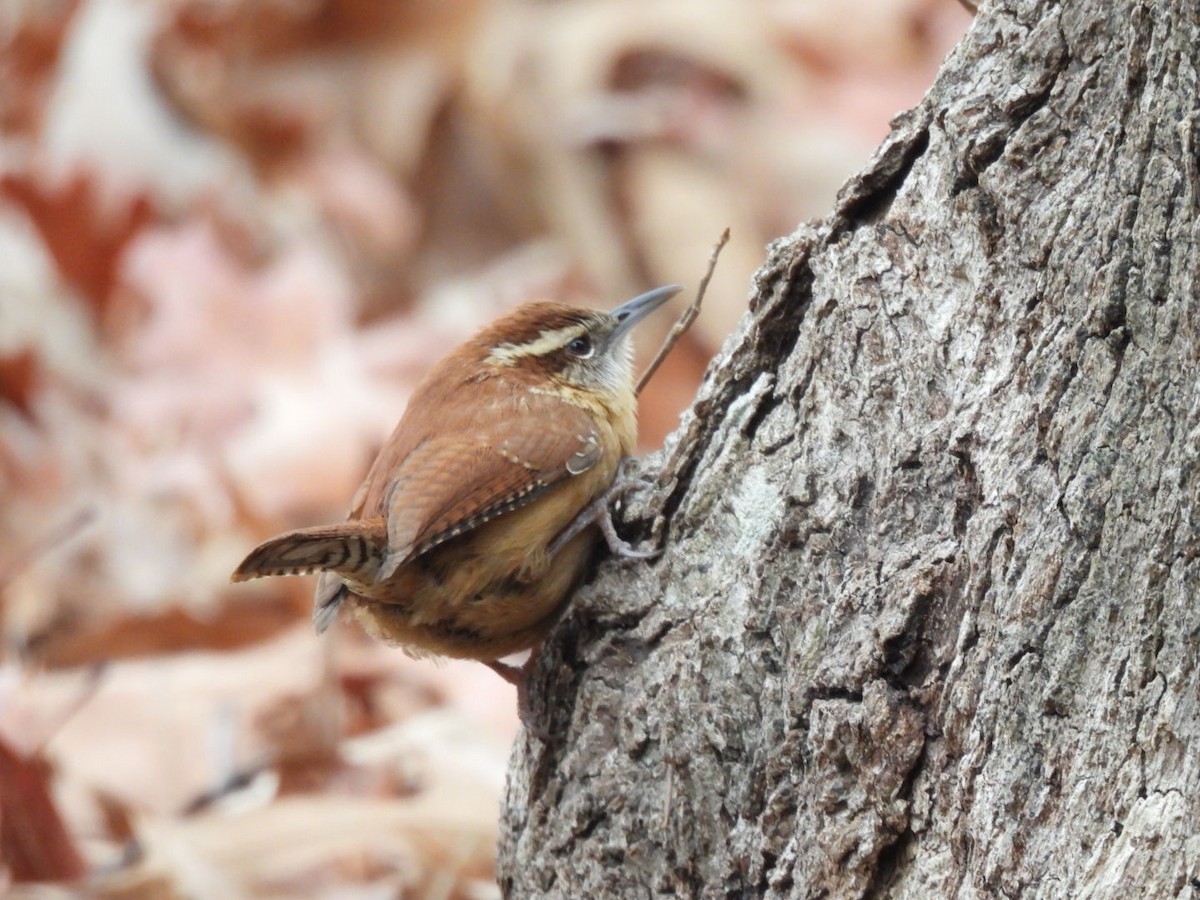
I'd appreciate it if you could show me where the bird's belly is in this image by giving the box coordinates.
[347,445,619,660]
[346,494,602,660]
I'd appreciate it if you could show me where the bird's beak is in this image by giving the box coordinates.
[609,284,682,344]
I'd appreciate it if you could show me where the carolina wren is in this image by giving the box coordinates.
[232,285,679,709]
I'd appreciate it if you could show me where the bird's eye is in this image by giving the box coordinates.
[565,335,594,359]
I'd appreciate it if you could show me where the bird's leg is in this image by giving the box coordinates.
[595,473,660,559]
[548,458,660,560]
[485,648,550,741]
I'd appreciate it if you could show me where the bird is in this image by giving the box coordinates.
[231,284,680,724]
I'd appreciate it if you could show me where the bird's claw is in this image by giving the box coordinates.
[546,457,662,559]
[486,655,552,741]
[598,503,661,558]
[600,457,661,557]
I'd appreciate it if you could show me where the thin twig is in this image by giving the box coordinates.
[660,763,674,829]
[636,227,731,396]
[34,663,108,755]
[0,507,96,593]
[180,760,273,815]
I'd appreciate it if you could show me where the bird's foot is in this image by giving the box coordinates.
[486,651,551,741]
[548,458,661,559]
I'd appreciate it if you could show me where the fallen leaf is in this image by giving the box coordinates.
[0,736,86,884]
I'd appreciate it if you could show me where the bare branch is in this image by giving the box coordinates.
[636,227,731,396]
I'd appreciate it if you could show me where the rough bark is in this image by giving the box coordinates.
[500,0,1200,896]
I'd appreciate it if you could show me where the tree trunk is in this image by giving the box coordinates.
[499,0,1200,896]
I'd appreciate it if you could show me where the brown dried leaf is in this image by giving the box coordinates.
[94,788,137,844]
[1,173,153,315]
[0,0,80,135]
[28,594,305,670]
[0,350,39,419]
[0,737,85,884]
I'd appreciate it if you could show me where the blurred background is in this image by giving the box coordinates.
[0,0,970,895]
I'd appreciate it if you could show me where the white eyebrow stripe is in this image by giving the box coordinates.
[488,324,588,366]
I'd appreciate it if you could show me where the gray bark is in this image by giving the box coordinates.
[499,0,1200,896]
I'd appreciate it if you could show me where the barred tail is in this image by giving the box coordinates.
[230,519,387,582]
[312,571,347,634]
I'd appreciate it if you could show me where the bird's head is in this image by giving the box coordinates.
[479,285,682,398]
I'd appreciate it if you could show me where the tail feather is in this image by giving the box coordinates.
[313,571,348,634]
[231,519,387,582]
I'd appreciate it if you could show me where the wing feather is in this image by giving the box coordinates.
[373,401,601,581]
